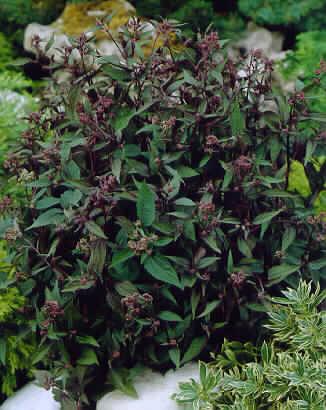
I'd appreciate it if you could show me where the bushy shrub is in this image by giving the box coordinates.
[1,20,325,408]
[133,0,245,38]
[282,31,326,80]
[0,243,35,401]
[134,0,325,34]
[238,0,325,30]
[0,33,14,71]
[0,33,38,400]
[174,280,326,409]
[281,31,326,113]
[0,70,36,197]
[0,0,65,41]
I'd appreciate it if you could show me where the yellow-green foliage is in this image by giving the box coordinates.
[53,0,135,37]
[314,190,326,214]
[1,335,34,396]
[288,160,312,198]
[0,288,24,322]
[0,241,14,276]
[0,33,13,71]
[0,244,34,397]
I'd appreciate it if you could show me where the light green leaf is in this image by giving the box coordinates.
[136,182,156,227]
[176,166,199,178]
[115,281,138,296]
[85,221,107,239]
[169,348,180,368]
[174,197,196,207]
[77,348,99,366]
[231,100,245,136]
[288,160,311,198]
[76,335,100,347]
[109,369,138,398]
[0,339,6,366]
[253,209,282,225]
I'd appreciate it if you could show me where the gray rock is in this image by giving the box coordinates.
[24,23,71,63]
[0,383,60,410]
[233,23,286,62]
[97,364,198,410]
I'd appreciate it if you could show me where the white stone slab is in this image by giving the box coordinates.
[0,383,60,410]
[97,364,198,410]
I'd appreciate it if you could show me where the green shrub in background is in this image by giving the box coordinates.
[282,31,326,113]
[169,1,245,38]
[0,30,37,199]
[1,20,325,408]
[282,31,326,80]
[0,0,65,43]
[0,243,34,401]
[0,69,36,198]
[238,0,326,30]
[134,0,326,34]
[0,32,37,398]
[0,33,14,71]
[133,0,245,38]
[174,280,326,409]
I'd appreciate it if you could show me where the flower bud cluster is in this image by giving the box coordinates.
[121,292,153,322]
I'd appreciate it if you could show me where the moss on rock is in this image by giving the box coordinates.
[53,0,136,38]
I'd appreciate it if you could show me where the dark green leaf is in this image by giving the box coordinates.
[181,336,206,364]
[197,300,220,318]
[158,311,183,322]
[268,264,300,284]
[111,249,135,268]
[144,255,182,288]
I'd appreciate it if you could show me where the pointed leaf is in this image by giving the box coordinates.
[144,255,182,288]
[181,336,206,364]
[136,182,156,227]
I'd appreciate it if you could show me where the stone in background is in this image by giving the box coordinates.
[0,383,59,410]
[24,0,136,62]
[97,364,198,410]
